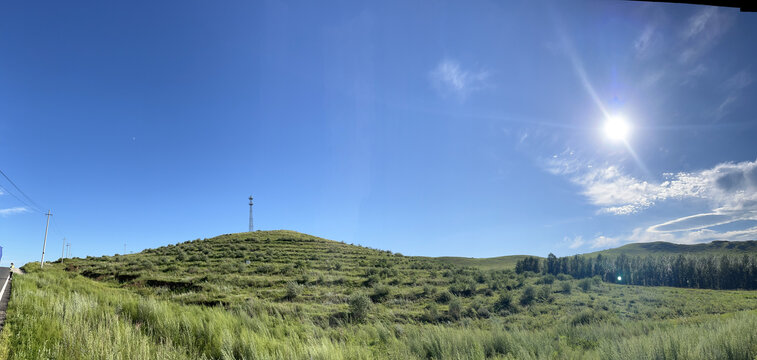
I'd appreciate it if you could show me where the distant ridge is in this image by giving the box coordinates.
[582,240,757,258]
[431,240,757,270]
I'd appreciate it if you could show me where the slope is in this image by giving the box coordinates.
[582,240,757,258]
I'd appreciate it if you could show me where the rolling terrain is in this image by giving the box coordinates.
[583,240,757,258]
[0,230,755,359]
[430,255,532,270]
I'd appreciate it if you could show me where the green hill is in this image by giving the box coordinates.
[430,255,533,270]
[582,240,757,258]
[4,230,756,359]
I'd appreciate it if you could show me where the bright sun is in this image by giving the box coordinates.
[603,116,631,142]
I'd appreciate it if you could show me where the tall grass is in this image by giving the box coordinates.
[3,269,757,359]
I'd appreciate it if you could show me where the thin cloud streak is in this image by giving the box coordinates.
[0,207,28,216]
[429,59,489,99]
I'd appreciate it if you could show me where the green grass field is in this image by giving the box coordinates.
[2,231,756,359]
[429,255,532,271]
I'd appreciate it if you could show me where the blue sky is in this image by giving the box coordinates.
[1,1,756,266]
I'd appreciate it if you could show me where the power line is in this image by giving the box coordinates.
[0,168,44,213]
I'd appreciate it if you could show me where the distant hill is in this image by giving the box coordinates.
[581,240,757,258]
[429,255,533,270]
[431,241,757,271]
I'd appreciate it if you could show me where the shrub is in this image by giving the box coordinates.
[561,281,572,294]
[538,285,554,303]
[363,274,380,287]
[536,274,556,285]
[448,298,462,320]
[348,293,371,322]
[422,304,440,323]
[370,284,391,303]
[436,290,454,304]
[579,278,592,292]
[284,281,303,300]
[520,286,536,306]
[493,292,518,314]
[449,278,477,297]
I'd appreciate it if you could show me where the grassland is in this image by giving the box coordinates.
[429,255,531,271]
[2,230,757,359]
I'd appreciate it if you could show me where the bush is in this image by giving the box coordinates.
[561,281,572,294]
[370,284,391,303]
[348,293,371,322]
[448,298,462,320]
[538,285,554,303]
[422,304,440,323]
[536,274,556,285]
[579,278,592,292]
[520,286,536,306]
[284,281,303,300]
[363,274,380,287]
[493,292,517,314]
[436,290,454,304]
[449,278,477,297]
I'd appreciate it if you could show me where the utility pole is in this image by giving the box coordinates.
[41,210,52,268]
[248,196,254,232]
[61,237,66,260]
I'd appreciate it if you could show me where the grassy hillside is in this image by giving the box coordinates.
[583,240,757,258]
[430,255,533,270]
[2,230,756,359]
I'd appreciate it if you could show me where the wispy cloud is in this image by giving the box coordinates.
[634,25,657,59]
[547,154,757,245]
[716,70,753,118]
[429,59,489,99]
[564,235,585,249]
[0,207,28,216]
[678,7,734,64]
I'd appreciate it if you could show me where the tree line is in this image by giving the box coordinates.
[516,253,757,290]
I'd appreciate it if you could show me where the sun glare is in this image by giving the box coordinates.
[603,116,631,142]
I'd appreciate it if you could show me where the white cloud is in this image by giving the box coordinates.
[0,207,28,216]
[430,59,489,99]
[565,235,585,249]
[547,156,707,215]
[547,155,757,245]
[591,235,620,249]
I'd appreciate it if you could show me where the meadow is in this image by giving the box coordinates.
[1,230,756,359]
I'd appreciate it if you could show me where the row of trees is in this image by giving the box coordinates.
[516,253,757,290]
